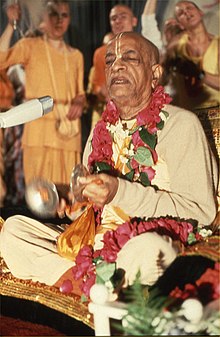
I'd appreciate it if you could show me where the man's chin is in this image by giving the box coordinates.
[110,88,132,100]
[111,94,133,106]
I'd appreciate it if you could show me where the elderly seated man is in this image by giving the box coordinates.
[0,32,218,296]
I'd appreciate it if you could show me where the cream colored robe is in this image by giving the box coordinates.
[0,104,218,286]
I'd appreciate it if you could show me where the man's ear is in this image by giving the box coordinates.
[151,64,163,89]
[132,16,138,28]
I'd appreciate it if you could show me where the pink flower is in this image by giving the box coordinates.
[136,86,171,133]
[60,279,73,294]
[80,272,96,297]
[72,245,94,279]
[71,216,198,299]
[130,158,139,169]
[132,131,145,149]
[88,120,113,167]
[142,166,156,181]
[102,100,119,124]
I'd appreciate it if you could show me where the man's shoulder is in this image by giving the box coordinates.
[68,46,83,56]
[164,104,200,125]
[94,45,107,58]
[18,36,41,45]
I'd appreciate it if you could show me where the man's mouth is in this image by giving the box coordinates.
[186,14,194,21]
[111,77,129,85]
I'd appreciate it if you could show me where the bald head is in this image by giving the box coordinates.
[105,31,163,119]
[110,32,160,66]
[109,4,137,35]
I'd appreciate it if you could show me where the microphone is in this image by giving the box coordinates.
[0,96,54,128]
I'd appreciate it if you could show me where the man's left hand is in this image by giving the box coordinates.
[79,173,119,208]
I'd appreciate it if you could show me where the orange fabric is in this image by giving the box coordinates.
[23,146,81,185]
[0,36,85,184]
[57,204,95,261]
[0,70,14,110]
[92,45,107,94]
[54,267,83,297]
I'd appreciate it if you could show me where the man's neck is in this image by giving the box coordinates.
[116,95,152,121]
[187,22,209,42]
[45,35,65,50]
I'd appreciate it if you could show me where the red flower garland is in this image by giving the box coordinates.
[88,86,172,185]
[72,217,198,298]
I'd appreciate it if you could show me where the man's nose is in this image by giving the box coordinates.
[57,15,63,21]
[115,16,122,23]
[111,57,126,70]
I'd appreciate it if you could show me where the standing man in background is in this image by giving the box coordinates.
[91,4,138,105]
[0,0,85,187]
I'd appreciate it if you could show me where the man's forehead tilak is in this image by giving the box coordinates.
[114,32,124,59]
[107,33,150,66]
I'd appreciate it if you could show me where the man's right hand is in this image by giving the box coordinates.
[6,3,21,26]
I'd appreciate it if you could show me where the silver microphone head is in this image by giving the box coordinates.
[38,96,54,114]
[0,96,54,128]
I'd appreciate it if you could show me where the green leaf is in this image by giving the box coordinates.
[129,125,139,135]
[134,147,153,166]
[96,274,105,285]
[139,128,156,149]
[157,120,164,130]
[187,232,197,245]
[126,159,132,170]
[124,170,134,181]
[161,109,169,118]
[96,261,116,283]
[95,162,112,172]
[140,172,150,186]
[81,294,88,303]
[93,256,103,264]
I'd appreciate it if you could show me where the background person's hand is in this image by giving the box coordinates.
[6,3,21,26]
[67,95,85,120]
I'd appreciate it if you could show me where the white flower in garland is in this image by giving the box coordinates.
[198,228,213,238]
[106,121,129,140]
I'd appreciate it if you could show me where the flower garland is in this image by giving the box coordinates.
[71,216,208,299]
[88,85,172,187]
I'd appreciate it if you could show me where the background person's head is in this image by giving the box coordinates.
[109,4,137,35]
[105,32,162,119]
[43,0,70,40]
[174,1,204,30]
[102,32,114,45]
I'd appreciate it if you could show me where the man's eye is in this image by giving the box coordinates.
[49,11,58,17]
[123,56,140,65]
[105,58,115,66]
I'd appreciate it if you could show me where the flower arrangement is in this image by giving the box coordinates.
[88,85,172,187]
[68,215,219,335]
[120,258,219,336]
[71,216,207,299]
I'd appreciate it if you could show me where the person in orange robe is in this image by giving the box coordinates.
[0,0,86,186]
